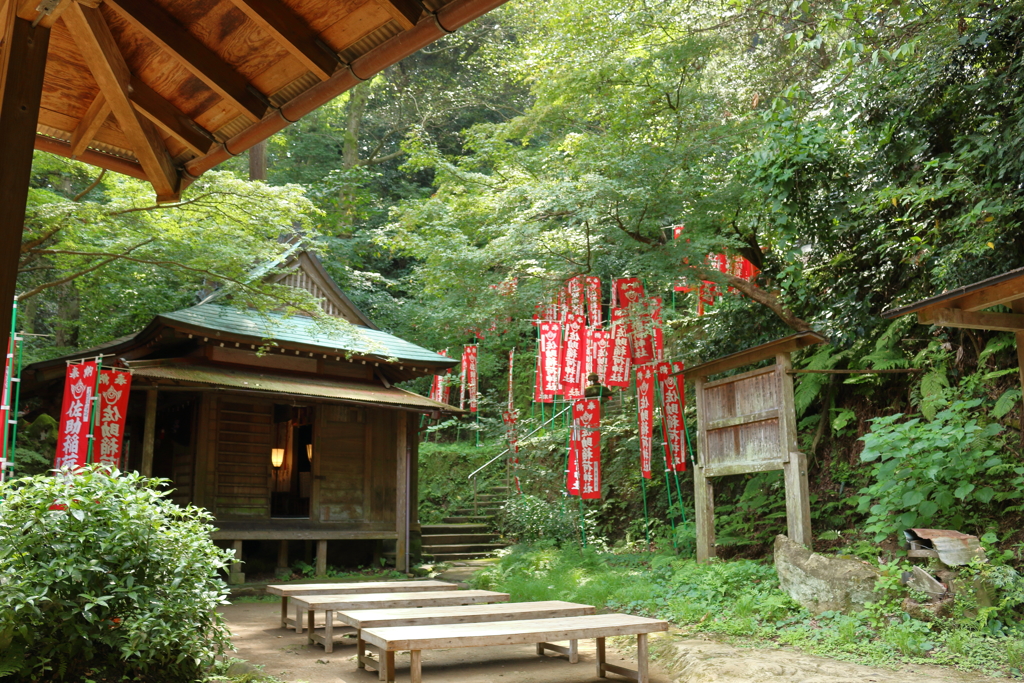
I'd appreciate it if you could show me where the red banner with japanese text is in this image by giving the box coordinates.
[94,368,131,469]
[585,276,602,327]
[533,352,554,404]
[574,398,601,499]
[567,428,581,496]
[538,321,563,395]
[628,302,655,365]
[429,349,449,403]
[657,362,686,472]
[590,329,611,381]
[614,278,645,308]
[561,313,586,390]
[635,364,655,479]
[605,308,632,388]
[55,361,99,471]
[567,276,585,320]
[462,345,479,412]
[651,297,665,362]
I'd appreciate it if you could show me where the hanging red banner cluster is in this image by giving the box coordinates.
[429,349,449,404]
[95,368,132,469]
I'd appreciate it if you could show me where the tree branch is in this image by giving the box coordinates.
[73,168,106,202]
[695,266,813,332]
[18,239,155,301]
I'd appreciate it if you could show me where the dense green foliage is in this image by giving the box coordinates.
[475,544,1024,675]
[0,468,233,681]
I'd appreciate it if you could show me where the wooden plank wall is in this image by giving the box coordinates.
[316,404,367,521]
[702,366,781,468]
[215,399,273,518]
[369,408,398,523]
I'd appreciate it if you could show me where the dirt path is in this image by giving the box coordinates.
[222,601,672,683]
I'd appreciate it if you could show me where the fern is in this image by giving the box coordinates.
[793,344,845,417]
[993,388,1022,418]
[978,333,1017,367]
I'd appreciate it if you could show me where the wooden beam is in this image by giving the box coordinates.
[104,0,267,121]
[35,135,149,181]
[64,3,180,201]
[917,276,1024,316]
[16,0,73,28]
[70,92,111,157]
[129,76,214,156]
[396,411,408,573]
[375,0,421,30]
[226,0,337,80]
[687,330,827,379]
[140,389,157,476]
[918,307,1024,332]
[0,9,49,361]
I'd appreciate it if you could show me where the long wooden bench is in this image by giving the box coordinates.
[360,613,668,683]
[336,601,596,677]
[266,580,456,632]
[292,589,510,652]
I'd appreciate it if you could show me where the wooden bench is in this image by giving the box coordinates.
[360,613,668,683]
[336,600,596,677]
[293,589,510,652]
[266,580,456,632]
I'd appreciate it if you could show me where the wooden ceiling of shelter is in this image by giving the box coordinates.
[18,0,479,201]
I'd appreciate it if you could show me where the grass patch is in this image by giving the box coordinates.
[472,544,1024,677]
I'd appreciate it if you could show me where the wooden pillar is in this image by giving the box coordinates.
[0,8,51,356]
[277,540,289,570]
[693,375,716,563]
[229,540,245,584]
[315,539,327,576]
[396,412,409,573]
[1011,301,1024,444]
[140,389,158,476]
[777,353,812,548]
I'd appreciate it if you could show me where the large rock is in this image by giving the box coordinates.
[774,534,883,615]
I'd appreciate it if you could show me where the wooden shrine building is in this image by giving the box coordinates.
[20,249,460,580]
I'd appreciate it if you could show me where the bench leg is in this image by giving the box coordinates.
[307,609,314,646]
[324,610,334,653]
[296,603,303,634]
[280,596,288,628]
[569,639,578,664]
[410,650,422,683]
[596,637,606,678]
[384,650,396,683]
[358,634,366,669]
[637,633,649,683]
[535,643,543,655]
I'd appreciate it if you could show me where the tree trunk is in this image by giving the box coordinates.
[337,82,370,233]
[53,282,80,348]
[249,140,267,181]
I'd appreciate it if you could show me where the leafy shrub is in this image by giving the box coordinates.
[855,399,1019,541]
[495,493,599,547]
[0,467,233,681]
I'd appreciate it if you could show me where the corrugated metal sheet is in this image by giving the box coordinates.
[159,303,455,367]
[129,362,454,411]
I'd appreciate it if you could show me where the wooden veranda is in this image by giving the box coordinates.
[0,0,510,356]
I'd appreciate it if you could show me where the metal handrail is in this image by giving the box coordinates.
[467,405,572,480]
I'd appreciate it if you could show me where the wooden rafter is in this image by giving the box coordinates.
[375,0,422,30]
[15,0,74,28]
[130,77,215,156]
[227,0,338,80]
[104,0,267,121]
[917,307,1024,333]
[64,2,179,200]
[70,92,111,158]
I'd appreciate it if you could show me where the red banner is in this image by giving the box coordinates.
[574,398,601,499]
[533,352,554,403]
[567,276,585,320]
[657,362,686,472]
[590,329,611,381]
[1,338,15,481]
[538,321,563,395]
[585,276,602,327]
[55,361,99,471]
[636,364,655,479]
[614,278,645,308]
[651,297,665,362]
[462,345,479,412]
[629,304,655,365]
[605,308,632,388]
[567,429,581,496]
[95,368,131,469]
[561,313,586,389]
[429,349,448,403]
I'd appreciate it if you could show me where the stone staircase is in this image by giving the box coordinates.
[421,485,509,562]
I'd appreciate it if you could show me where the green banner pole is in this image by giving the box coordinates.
[2,299,18,480]
[9,325,25,473]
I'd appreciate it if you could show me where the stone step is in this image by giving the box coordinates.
[474,494,506,502]
[450,507,500,517]
[422,533,498,545]
[421,543,505,554]
[421,523,490,535]
[427,551,499,562]
[442,516,491,524]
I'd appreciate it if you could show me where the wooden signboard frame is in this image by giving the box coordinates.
[685,332,826,563]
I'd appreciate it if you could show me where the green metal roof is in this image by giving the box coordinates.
[159,303,455,367]
[129,362,456,412]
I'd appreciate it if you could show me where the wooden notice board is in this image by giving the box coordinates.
[686,332,825,562]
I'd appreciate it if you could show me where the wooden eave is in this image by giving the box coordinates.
[881,267,1024,332]
[684,331,829,379]
[25,0,511,201]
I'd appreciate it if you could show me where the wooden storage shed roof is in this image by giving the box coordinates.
[882,267,1024,331]
[20,0,508,201]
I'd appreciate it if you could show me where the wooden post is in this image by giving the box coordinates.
[396,412,409,573]
[315,539,327,577]
[777,353,812,548]
[693,375,716,563]
[229,540,245,584]
[0,8,50,357]
[409,649,422,683]
[277,540,289,571]
[140,389,158,476]
[595,636,606,678]
[1011,301,1024,444]
[637,632,649,683]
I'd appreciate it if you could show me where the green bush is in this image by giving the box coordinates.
[855,399,1020,541]
[0,467,234,681]
[495,493,599,547]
